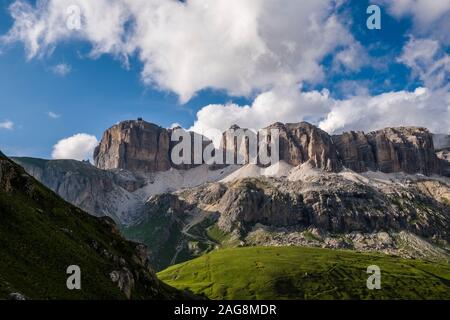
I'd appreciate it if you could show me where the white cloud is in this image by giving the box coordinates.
[1,0,364,102]
[4,0,448,138]
[398,37,450,90]
[52,133,98,160]
[319,87,450,134]
[379,0,450,25]
[47,111,61,119]
[190,85,332,135]
[0,120,14,130]
[190,86,450,139]
[379,0,450,45]
[51,63,71,76]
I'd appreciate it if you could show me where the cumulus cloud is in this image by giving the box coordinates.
[190,86,450,139]
[1,0,364,102]
[189,85,332,134]
[3,0,448,138]
[52,133,98,160]
[0,120,14,130]
[319,87,450,134]
[51,63,71,76]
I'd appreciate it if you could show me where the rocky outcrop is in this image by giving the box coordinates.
[109,268,135,299]
[332,131,377,172]
[213,176,450,239]
[94,120,172,172]
[368,127,440,175]
[8,293,27,300]
[435,134,450,176]
[220,122,342,172]
[216,179,305,232]
[169,129,213,170]
[94,120,212,173]
[221,125,256,165]
[334,127,441,175]
[268,122,342,172]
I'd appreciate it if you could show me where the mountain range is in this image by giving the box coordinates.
[12,120,450,271]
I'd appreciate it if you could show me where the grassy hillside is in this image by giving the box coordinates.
[122,211,186,270]
[158,246,450,300]
[0,151,186,300]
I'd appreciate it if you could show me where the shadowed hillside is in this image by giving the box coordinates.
[0,151,189,300]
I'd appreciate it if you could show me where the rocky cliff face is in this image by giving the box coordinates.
[437,150,450,176]
[334,127,441,175]
[94,120,443,177]
[332,131,377,172]
[270,122,342,171]
[94,120,212,173]
[220,123,441,176]
[434,134,450,176]
[12,157,145,223]
[210,175,450,240]
[94,120,172,172]
[220,122,342,172]
[433,134,450,150]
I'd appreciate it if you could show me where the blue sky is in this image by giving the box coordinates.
[0,0,448,159]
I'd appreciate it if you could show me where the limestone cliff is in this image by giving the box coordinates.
[94,120,171,172]
[94,120,212,172]
[334,127,441,175]
[221,123,441,176]
[220,122,342,172]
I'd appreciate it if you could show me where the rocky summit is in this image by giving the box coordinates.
[94,120,173,172]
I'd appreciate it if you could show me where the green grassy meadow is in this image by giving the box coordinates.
[158,246,450,300]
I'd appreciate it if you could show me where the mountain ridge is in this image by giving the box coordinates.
[94,120,449,176]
